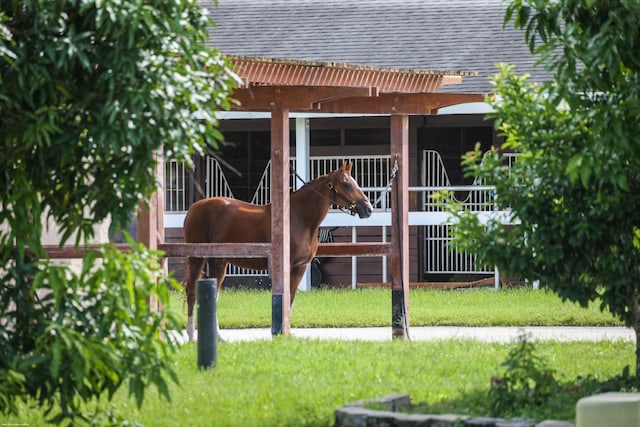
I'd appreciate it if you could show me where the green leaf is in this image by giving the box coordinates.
[50,335,62,378]
[1,0,211,421]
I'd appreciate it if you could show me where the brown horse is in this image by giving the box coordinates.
[183,162,373,340]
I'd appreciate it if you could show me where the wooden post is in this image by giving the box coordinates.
[137,200,156,251]
[138,196,158,312]
[270,108,291,336]
[390,115,410,339]
[156,155,167,280]
[137,154,164,313]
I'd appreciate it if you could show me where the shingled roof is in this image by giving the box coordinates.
[201,0,551,93]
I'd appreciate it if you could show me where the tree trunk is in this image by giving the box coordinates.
[635,324,640,380]
[632,293,640,379]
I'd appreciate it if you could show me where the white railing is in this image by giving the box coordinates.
[243,156,393,278]
[165,157,233,213]
[165,160,190,212]
[310,155,392,212]
[422,150,496,212]
[206,156,234,200]
[420,150,517,276]
[165,152,517,284]
[250,155,392,211]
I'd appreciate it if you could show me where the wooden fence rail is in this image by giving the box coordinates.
[42,242,392,259]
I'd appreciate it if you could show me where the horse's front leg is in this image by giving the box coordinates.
[289,264,309,307]
[185,257,206,341]
[208,258,228,342]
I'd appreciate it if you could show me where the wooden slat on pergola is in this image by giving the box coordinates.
[152,55,486,339]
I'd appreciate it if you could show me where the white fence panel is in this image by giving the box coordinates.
[205,156,234,199]
[310,155,392,212]
[421,150,516,276]
[165,160,190,212]
[165,157,234,213]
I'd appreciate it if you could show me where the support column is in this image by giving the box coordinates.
[295,117,312,292]
[271,109,291,336]
[156,155,167,280]
[137,195,157,251]
[390,115,410,339]
[138,153,163,313]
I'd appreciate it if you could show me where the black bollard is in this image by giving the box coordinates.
[196,278,217,369]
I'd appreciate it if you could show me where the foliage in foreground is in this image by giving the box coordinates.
[0,0,235,424]
[489,335,558,417]
[0,339,633,426]
[1,240,181,425]
[488,334,639,420]
[446,0,640,375]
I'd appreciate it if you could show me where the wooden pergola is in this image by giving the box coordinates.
[147,56,486,338]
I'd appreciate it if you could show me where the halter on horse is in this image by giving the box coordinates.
[182,162,373,340]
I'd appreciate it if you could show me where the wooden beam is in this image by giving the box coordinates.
[44,242,389,259]
[316,242,392,257]
[316,92,487,114]
[231,85,377,110]
[42,244,129,258]
[270,108,291,336]
[390,115,410,339]
[159,243,272,258]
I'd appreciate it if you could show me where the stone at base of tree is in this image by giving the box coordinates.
[495,420,537,427]
[536,421,575,427]
[334,395,575,427]
[346,393,412,412]
[466,418,508,426]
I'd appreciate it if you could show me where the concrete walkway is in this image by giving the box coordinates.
[196,326,635,343]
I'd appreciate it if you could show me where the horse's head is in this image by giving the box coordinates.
[327,162,373,218]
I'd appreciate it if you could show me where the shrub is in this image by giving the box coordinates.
[489,334,559,417]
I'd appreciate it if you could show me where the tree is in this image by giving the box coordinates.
[0,0,235,424]
[446,1,640,376]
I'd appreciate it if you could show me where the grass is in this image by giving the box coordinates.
[2,287,630,426]
[169,287,623,329]
[3,339,633,426]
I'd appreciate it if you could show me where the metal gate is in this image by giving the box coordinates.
[421,150,494,275]
[165,157,234,212]
[421,150,518,276]
[251,155,391,211]
[309,155,391,212]
[165,159,190,212]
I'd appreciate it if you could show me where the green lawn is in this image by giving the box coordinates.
[3,339,632,426]
[168,287,622,329]
[2,287,630,427]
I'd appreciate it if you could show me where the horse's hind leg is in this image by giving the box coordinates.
[185,257,206,341]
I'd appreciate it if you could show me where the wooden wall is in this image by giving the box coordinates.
[318,225,420,287]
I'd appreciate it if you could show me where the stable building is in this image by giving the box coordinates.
[164,0,552,289]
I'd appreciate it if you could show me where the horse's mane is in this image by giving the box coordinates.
[294,173,329,193]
